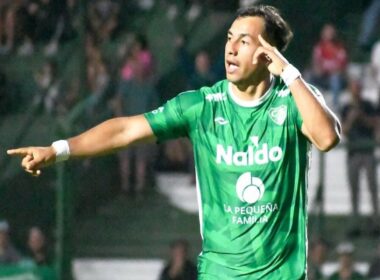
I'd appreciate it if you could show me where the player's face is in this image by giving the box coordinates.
[225,16,267,85]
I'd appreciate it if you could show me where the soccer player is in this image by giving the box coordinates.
[8,5,340,279]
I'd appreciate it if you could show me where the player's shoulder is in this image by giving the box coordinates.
[270,77,293,101]
[307,83,324,99]
[176,79,228,106]
[200,79,228,94]
[200,79,229,103]
[273,78,324,101]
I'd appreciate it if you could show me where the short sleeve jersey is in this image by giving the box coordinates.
[145,77,313,279]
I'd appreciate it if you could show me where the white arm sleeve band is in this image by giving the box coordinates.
[280,64,301,87]
[51,140,70,162]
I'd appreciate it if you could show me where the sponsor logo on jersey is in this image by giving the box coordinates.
[152,106,164,114]
[250,136,259,147]
[215,137,283,166]
[278,88,290,97]
[205,92,227,102]
[268,105,287,125]
[214,117,229,125]
[224,202,279,224]
[235,172,265,204]
[223,172,280,223]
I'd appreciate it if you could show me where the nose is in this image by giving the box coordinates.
[227,40,238,56]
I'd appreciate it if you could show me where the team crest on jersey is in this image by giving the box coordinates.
[268,105,287,125]
[205,93,227,102]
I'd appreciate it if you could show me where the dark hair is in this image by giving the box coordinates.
[135,34,148,50]
[237,5,293,52]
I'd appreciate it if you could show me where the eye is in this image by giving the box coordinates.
[241,40,248,45]
[227,36,231,41]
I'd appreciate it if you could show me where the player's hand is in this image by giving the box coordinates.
[7,146,56,177]
[253,35,289,76]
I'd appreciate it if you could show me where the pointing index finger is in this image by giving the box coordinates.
[7,148,30,156]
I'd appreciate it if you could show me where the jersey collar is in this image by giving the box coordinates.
[227,75,275,108]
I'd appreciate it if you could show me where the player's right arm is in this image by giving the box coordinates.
[7,115,155,176]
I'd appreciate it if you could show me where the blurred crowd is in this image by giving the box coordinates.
[305,21,380,239]
[0,220,53,267]
[0,0,78,56]
[1,0,380,279]
[2,216,380,279]
[308,238,380,280]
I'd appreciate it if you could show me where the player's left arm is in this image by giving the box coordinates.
[253,35,341,151]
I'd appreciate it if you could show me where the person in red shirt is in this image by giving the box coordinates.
[310,24,348,109]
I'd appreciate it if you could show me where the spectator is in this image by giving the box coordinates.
[88,0,121,43]
[0,1,17,55]
[16,1,37,56]
[341,79,379,237]
[0,220,21,264]
[308,238,329,280]
[185,0,203,23]
[189,50,217,89]
[175,36,217,90]
[29,0,64,43]
[86,35,109,98]
[371,40,380,96]
[3,0,61,57]
[12,0,72,56]
[34,60,61,114]
[368,241,380,279]
[0,71,9,115]
[159,239,197,280]
[309,24,348,110]
[115,34,157,196]
[62,78,80,113]
[358,0,380,51]
[119,34,155,84]
[24,226,52,266]
[327,242,365,280]
[162,137,195,185]
[61,0,80,42]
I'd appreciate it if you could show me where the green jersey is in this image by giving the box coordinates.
[145,77,313,279]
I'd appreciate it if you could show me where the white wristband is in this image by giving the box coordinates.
[280,64,301,87]
[51,140,70,162]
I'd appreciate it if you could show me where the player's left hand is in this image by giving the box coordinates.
[253,35,289,76]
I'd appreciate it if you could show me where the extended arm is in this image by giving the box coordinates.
[7,115,155,176]
[253,35,341,151]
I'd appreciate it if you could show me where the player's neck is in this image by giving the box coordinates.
[230,74,272,102]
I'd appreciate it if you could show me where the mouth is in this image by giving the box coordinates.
[226,59,239,74]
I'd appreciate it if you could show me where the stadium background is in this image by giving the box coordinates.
[0,0,379,279]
